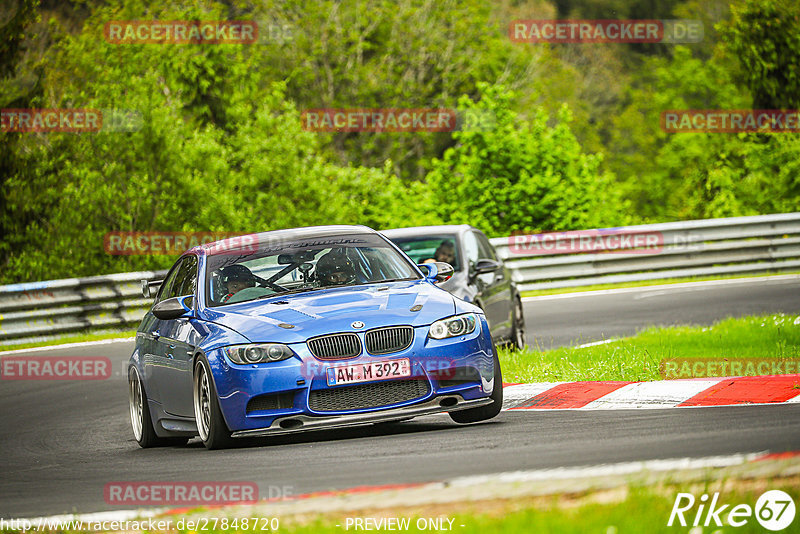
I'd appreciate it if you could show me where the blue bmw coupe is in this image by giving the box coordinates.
[128,225,502,449]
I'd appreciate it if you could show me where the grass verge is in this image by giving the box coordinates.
[498,313,800,382]
[520,271,800,298]
[283,480,799,534]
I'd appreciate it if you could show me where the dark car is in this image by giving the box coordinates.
[381,225,525,350]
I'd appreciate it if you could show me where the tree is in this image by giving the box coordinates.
[426,83,628,237]
[0,0,432,283]
[721,0,800,109]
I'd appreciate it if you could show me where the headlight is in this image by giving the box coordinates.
[428,313,477,340]
[226,344,295,364]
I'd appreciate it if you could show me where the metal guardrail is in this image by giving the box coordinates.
[489,212,800,292]
[1,213,798,342]
[0,271,166,341]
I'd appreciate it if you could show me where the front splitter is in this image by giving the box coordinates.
[230,395,493,438]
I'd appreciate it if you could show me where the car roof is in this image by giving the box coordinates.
[380,225,476,238]
[194,225,376,255]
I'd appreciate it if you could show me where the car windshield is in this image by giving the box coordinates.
[389,235,462,271]
[204,233,421,306]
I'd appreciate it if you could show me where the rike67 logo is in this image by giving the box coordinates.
[668,490,796,531]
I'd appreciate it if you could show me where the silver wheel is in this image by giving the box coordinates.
[129,368,144,441]
[194,361,211,441]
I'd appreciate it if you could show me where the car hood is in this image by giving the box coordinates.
[200,280,457,343]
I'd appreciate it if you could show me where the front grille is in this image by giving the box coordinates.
[308,379,430,412]
[307,333,361,360]
[246,392,295,413]
[365,326,414,355]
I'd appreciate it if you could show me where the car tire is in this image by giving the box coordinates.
[129,367,188,448]
[510,295,526,351]
[194,355,234,450]
[449,353,503,424]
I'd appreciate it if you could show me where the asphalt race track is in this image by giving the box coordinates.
[1,277,799,518]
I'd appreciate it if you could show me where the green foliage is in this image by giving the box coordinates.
[0,0,430,283]
[251,0,550,179]
[721,0,800,109]
[607,46,751,219]
[0,0,39,80]
[427,84,628,236]
[2,0,800,283]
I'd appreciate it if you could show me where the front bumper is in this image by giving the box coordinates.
[230,394,492,438]
[210,316,495,433]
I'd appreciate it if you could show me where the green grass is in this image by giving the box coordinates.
[0,329,136,352]
[163,481,799,534]
[499,313,800,382]
[521,271,800,297]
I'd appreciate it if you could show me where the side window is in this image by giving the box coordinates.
[463,231,480,267]
[475,232,498,261]
[154,260,182,304]
[168,255,198,299]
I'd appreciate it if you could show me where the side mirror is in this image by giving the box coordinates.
[469,259,502,283]
[473,259,502,275]
[152,295,193,320]
[418,262,454,284]
[141,279,162,299]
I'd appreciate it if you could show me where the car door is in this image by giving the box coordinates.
[475,230,513,338]
[464,231,501,338]
[140,261,182,403]
[151,255,199,417]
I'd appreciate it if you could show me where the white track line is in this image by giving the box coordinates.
[0,337,135,355]
[445,452,768,486]
[523,274,800,302]
[574,338,618,349]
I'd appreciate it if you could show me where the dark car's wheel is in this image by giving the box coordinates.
[510,295,526,351]
[449,353,503,424]
[194,355,234,450]
[129,367,188,448]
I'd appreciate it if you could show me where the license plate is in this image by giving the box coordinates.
[326,359,411,386]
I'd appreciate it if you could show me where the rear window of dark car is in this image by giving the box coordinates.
[388,235,462,271]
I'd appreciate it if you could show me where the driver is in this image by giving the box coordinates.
[219,264,256,303]
[315,251,357,287]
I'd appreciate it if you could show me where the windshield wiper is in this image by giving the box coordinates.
[255,288,311,300]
